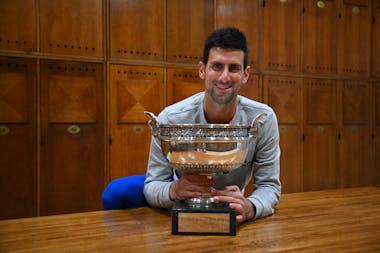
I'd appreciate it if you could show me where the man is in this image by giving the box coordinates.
[143,27,281,223]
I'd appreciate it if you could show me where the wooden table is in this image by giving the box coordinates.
[1,187,379,252]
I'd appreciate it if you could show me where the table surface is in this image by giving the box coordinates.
[1,187,379,253]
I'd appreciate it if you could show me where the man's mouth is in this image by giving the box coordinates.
[215,82,232,90]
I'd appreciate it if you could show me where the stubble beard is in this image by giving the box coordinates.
[208,81,237,105]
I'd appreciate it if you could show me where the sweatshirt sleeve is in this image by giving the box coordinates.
[247,111,281,219]
[143,136,175,209]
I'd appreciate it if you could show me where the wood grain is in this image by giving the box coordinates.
[0,187,379,252]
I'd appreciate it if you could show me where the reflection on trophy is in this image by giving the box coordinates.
[145,111,266,235]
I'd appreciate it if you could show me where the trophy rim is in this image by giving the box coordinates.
[154,124,253,140]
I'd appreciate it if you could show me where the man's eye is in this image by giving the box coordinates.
[229,65,241,72]
[212,63,223,71]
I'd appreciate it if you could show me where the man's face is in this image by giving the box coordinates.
[199,47,250,105]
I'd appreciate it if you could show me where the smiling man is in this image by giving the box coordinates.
[143,27,281,224]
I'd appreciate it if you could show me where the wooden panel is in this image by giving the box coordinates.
[110,65,165,123]
[263,76,303,193]
[48,73,97,123]
[262,0,301,72]
[372,0,380,77]
[0,0,36,51]
[109,125,152,180]
[166,0,214,63]
[303,0,337,74]
[167,68,204,105]
[109,65,164,179]
[216,0,260,70]
[264,77,302,124]
[338,1,371,76]
[338,80,372,187]
[374,80,380,186]
[342,80,370,124]
[40,0,103,57]
[239,74,261,102]
[40,60,104,215]
[110,0,164,61]
[303,78,337,191]
[0,57,37,219]
[304,79,337,124]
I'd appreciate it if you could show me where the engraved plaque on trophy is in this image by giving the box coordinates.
[145,111,265,235]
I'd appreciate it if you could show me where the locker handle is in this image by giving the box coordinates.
[317,1,325,9]
[0,125,10,135]
[67,125,81,134]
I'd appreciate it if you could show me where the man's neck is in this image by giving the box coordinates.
[203,102,236,124]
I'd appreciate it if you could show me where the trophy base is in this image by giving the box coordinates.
[171,200,236,236]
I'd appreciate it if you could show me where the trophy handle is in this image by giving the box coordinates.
[249,113,267,138]
[144,111,160,137]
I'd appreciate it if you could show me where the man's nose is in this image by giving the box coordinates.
[219,66,231,83]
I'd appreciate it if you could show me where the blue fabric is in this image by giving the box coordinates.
[102,174,147,210]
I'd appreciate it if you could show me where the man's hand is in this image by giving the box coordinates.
[169,173,213,201]
[212,185,255,224]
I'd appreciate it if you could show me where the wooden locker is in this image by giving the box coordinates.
[110,0,164,61]
[263,75,303,193]
[40,60,105,215]
[0,57,37,219]
[166,0,214,63]
[167,68,204,105]
[372,0,380,77]
[262,0,302,72]
[338,79,373,187]
[303,0,338,74]
[216,0,260,70]
[39,0,103,57]
[303,78,337,191]
[109,64,164,180]
[0,0,36,52]
[338,0,371,76]
[374,80,380,186]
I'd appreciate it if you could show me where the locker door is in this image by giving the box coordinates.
[167,68,204,105]
[264,75,303,193]
[303,78,337,191]
[166,0,214,64]
[40,0,103,57]
[303,0,338,74]
[0,0,36,51]
[372,0,380,77]
[216,0,260,70]
[110,0,164,61]
[338,0,371,76]
[262,0,302,72]
[0,57,37,219]
[109,64,164,180]
[40,60,105,215]
[338,79,372,187]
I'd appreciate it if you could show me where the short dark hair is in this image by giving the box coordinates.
[202,27,249,68]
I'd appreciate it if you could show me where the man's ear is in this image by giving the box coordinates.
[242,66,251,84]
[198,61,205,79]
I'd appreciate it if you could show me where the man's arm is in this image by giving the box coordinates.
[143,137,175,209]
[247,112,281,219]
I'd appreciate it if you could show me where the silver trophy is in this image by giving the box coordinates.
[145,111,266,235]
